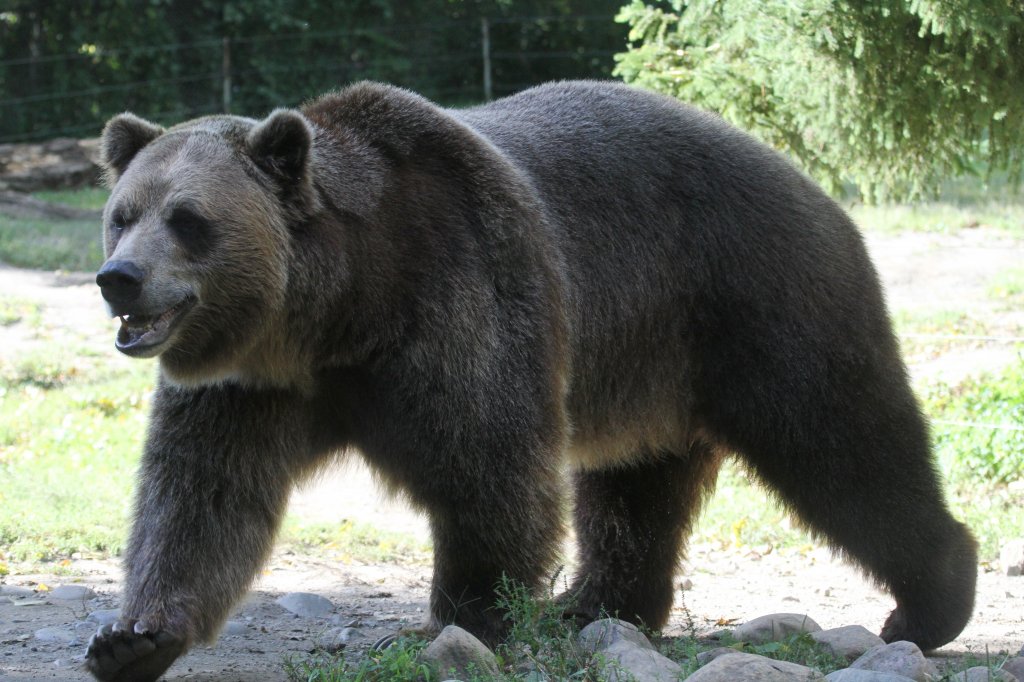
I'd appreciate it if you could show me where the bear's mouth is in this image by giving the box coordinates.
[115,296,196,357]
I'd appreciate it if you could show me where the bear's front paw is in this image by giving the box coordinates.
[85,619,185,682]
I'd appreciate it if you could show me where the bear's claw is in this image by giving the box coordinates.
[85,621,184,682]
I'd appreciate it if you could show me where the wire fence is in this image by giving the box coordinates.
[0,14,621,143]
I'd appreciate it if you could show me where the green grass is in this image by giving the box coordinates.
[0,297,42,327]
[0,345,154,561]
[0,216,104,271]
[32,187,110,212]
[279,518,431,565]
[891,308,1022,364]
[691,463,812,551]
[926,358,1024,485]
[0,186,107,272]
[987,267,1024,307]
[851,200,1024,237]
[921,358,1024,559]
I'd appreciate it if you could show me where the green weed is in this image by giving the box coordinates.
[933,648,1012,680]
[283,637,434,682]
[925,357,1024,485]
[493,576,595,680]
[917,357,1024,559]
[733,632,846,674]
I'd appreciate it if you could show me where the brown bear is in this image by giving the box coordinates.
[87,81,977,681]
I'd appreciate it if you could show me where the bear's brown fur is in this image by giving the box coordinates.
[87,81,976,681]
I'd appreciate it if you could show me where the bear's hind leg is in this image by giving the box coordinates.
[722,381,977,651]
[564,441,722,629]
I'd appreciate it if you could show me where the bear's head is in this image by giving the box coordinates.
[96,109,317,385]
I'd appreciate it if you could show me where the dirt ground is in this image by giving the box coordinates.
[1,227,1023,680]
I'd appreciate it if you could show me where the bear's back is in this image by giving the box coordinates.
[455,82,880,453]
[451,81,852,319]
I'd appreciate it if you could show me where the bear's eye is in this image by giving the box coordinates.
[167,207,215,255]
[110,210,130,233]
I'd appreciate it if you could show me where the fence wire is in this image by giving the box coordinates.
[1,14,622,143]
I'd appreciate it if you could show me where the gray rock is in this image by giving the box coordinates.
[849,641,939,681]
[1001,539,1024,577]
[34,626,77,645]
[695,647,741,665]
[950,666,1018,682]
[1003,657,1024,681]
[52,657,81,669]
[48,584,96,601]
[0,137,101,193]
[595,639,683,682]
[687,651,825,681]
[86,609,121,627]
[811,625,885,661]
[275,592,335,618]
[220,620,247,636]
[74,621,98,637]
[578,618,655,654]
[420,625,499,679]
[826,670,918,681]
[0,585,35,598]
[732,613,823,644]
[318,626,357,653]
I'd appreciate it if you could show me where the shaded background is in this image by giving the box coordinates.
[0,0,624,143]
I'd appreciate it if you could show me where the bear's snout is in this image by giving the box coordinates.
[96,260,146,306]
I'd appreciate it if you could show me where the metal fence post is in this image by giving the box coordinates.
[222,36,232,114]
[481,18,493,102]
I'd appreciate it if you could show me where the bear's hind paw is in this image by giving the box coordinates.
[85,620,185,682]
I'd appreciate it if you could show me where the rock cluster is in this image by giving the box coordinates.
[417,613,1024,682]
[8,583,1023,681]
[0,137,100,192]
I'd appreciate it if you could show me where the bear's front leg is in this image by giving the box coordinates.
[85,381,312,682]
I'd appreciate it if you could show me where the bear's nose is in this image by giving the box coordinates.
[96,260,146,305]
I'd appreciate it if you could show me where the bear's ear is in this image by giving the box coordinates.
[246,109,313,186]
[101,113,165,184]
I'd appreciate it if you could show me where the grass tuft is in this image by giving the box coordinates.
[283,636,433,682]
